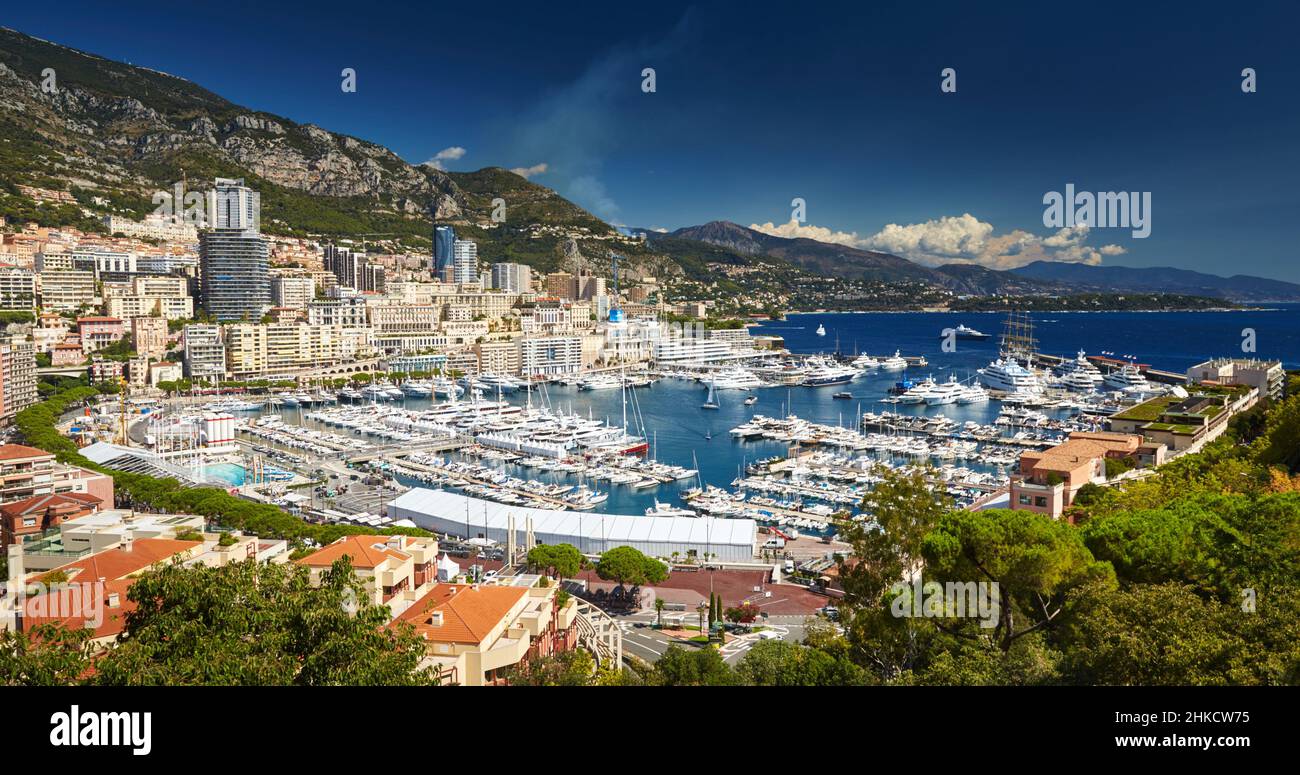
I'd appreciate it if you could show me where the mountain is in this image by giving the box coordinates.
[1011,261,1300,302]
[663,221,1058,295]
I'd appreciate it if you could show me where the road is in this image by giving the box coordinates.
[612,611,812,665]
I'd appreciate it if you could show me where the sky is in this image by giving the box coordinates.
[6,1,1300,280]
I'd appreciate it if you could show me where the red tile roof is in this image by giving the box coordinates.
[36,537,201,585]
[0,443,54,462]
[295,535,411,570]
[390,584,528,644]
[0,492,101,518]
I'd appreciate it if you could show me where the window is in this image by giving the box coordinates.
[1018,494,1032,505]
[1034,497,1048,508]
[22,517,36,527]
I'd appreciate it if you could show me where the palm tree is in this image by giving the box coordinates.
[654,597,665,628]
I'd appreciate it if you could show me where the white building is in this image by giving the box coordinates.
[452,240,478,285]
[272,275,315,309]
[520,336,583,376]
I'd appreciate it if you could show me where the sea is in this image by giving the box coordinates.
[265,305,1300,517]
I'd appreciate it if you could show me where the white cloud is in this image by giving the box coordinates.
[421,146,467,170]
[748,219,863,247]
[510,163,549,179]
[752,213,1126,270]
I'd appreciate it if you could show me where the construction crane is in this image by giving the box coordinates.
[117,375,130,447]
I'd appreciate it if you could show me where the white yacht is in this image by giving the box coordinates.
[897,376,938,404]
[956,383,990,404]
[978,357,1043,393]
[1103,362,1149,392]
[400,381,433,397]
[815,324,826,336]
[578,373,623,390]
[880,351,908,371]
[923,375,965,405]
[645,499,696,517]
[1056,350,1104,392]
[712,367,764,390]
[850,354,880,369]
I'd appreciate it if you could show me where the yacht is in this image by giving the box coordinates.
[880,351,908,371]
[431,379,464,398]
[850,354,880,369]
[578,373,623,390]
[701,377,720,409]
[802,357,857,387]
[897,376,938,404]
[923,375,965,405]
[712,367,764,390]
[743,395,758,406]
[948,323,991,341]
[1057,350,1104,392]
[956,383,990,404]
[815,324,826,336]
[476,373,520,394]
[1103,362,1149,392]
[400,381,433,398]
[645,499,696,517]
[978,357,1043,393]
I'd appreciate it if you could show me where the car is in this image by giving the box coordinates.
[818,605,840,621]
[757,629,783,640]
[482,570,499,582]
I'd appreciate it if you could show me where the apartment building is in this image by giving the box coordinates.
[296,534,439,614]
[183,324,226,382]
[0,266,36,310]
[1010,432,1157,520]
[271,275,315,309]
[390,581,579,686]
[474,340,522,375]
[106,293,193,321]
[72,248,136,276]
[76,316,125,353]
[131,316,170,360]
[1187,357,1286,401]
[369,304,441,353]
[224,322,346,378]
[31,313,71,353]
[103,213,199,242]
[308,297,370,327]
[0,444,114,509]
[0,491,103,548]
[490,262,532,292]
[520,336,583,376]
[0,337,38,425]
[37,269,96,310]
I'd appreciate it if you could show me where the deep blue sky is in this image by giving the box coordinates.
[6,1,1299,280]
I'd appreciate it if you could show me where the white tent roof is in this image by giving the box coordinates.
[388,488,755,549]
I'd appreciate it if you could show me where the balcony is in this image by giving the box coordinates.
[480,629,530,672]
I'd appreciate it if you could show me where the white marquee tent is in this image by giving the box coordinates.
[387,488,757,562]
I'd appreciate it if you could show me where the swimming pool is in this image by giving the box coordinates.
[205,463,246,486]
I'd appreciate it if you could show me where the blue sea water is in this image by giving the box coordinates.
[276,306,1300,517]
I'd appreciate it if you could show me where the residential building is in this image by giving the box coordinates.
[31,313,71,353]
[433,225,456,280]
[1187,357,1286,401]
[183,324,226,382]
[223,322,346,378]
[520,336,583,376]
[0,337,37,424]
[1107,388,1259,453]
[76,316,125,353]
[0,444,114,508]
[474,340,522,375]
[308,297,370,328]
[1010,431,1153,520]
[88,355,124,382]
[271,275,315,309]
[0,492,103,548]
[491,262,532,293]
[103,213,199,242]
[71,248,136,276]
[295,534,439,614]
[390,581,580,686]
[37,269,96,310]
[0,266,36,310]
[199,178,270,321]
[131,316,169,360]
[452,239,478,285]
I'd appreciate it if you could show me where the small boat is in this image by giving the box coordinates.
[833,391,853,400]
[743,395,758,406]
[815,324,826,336]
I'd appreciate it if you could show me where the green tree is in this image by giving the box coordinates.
[595,546,667,589]
[0,623,93,686]
[505,649,595,686]
[90,559,438,686]
[736,640,868,686]
[526,543,584,579]
[649,645,735,686]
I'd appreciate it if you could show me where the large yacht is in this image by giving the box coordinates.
[978,357,1043,393]
[1103,362,1149,392]
[897,376,938,404]
[947,323,991,341]
[850,353,880,369]
[713,367,765,390]
[1056,350,1104,392]
[802,357,857,387]
[923,375,965,405]
[578,373,623,390]
[956,382,990,404]
[880,350,908,371]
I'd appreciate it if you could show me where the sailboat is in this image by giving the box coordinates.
[701,375,720,409]
[815,324,826,336]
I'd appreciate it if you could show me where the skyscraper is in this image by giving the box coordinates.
[199,179,269,321]
[452,239,478,285]
[491,262,532,292]
[434,226,456,281]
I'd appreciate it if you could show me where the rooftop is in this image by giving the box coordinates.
[390,583,528,644]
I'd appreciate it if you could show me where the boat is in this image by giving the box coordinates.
[833,391,853,400]
[578,373,622,390]
[850,354,879,369]
[711,367,764,390]
[947,323,991,341]
[923,375,965,405]
[815,324,826,336]
[1103,361,1150,392]
[979,357,1043,393]
[645,499,696,517]
[880,350,908,371]
[1057,350,1104,392]
[897,377,938,404]
[743,395,758,406]
[956,383,990,404]
[802,357,857,387]
[702,376,720,409]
